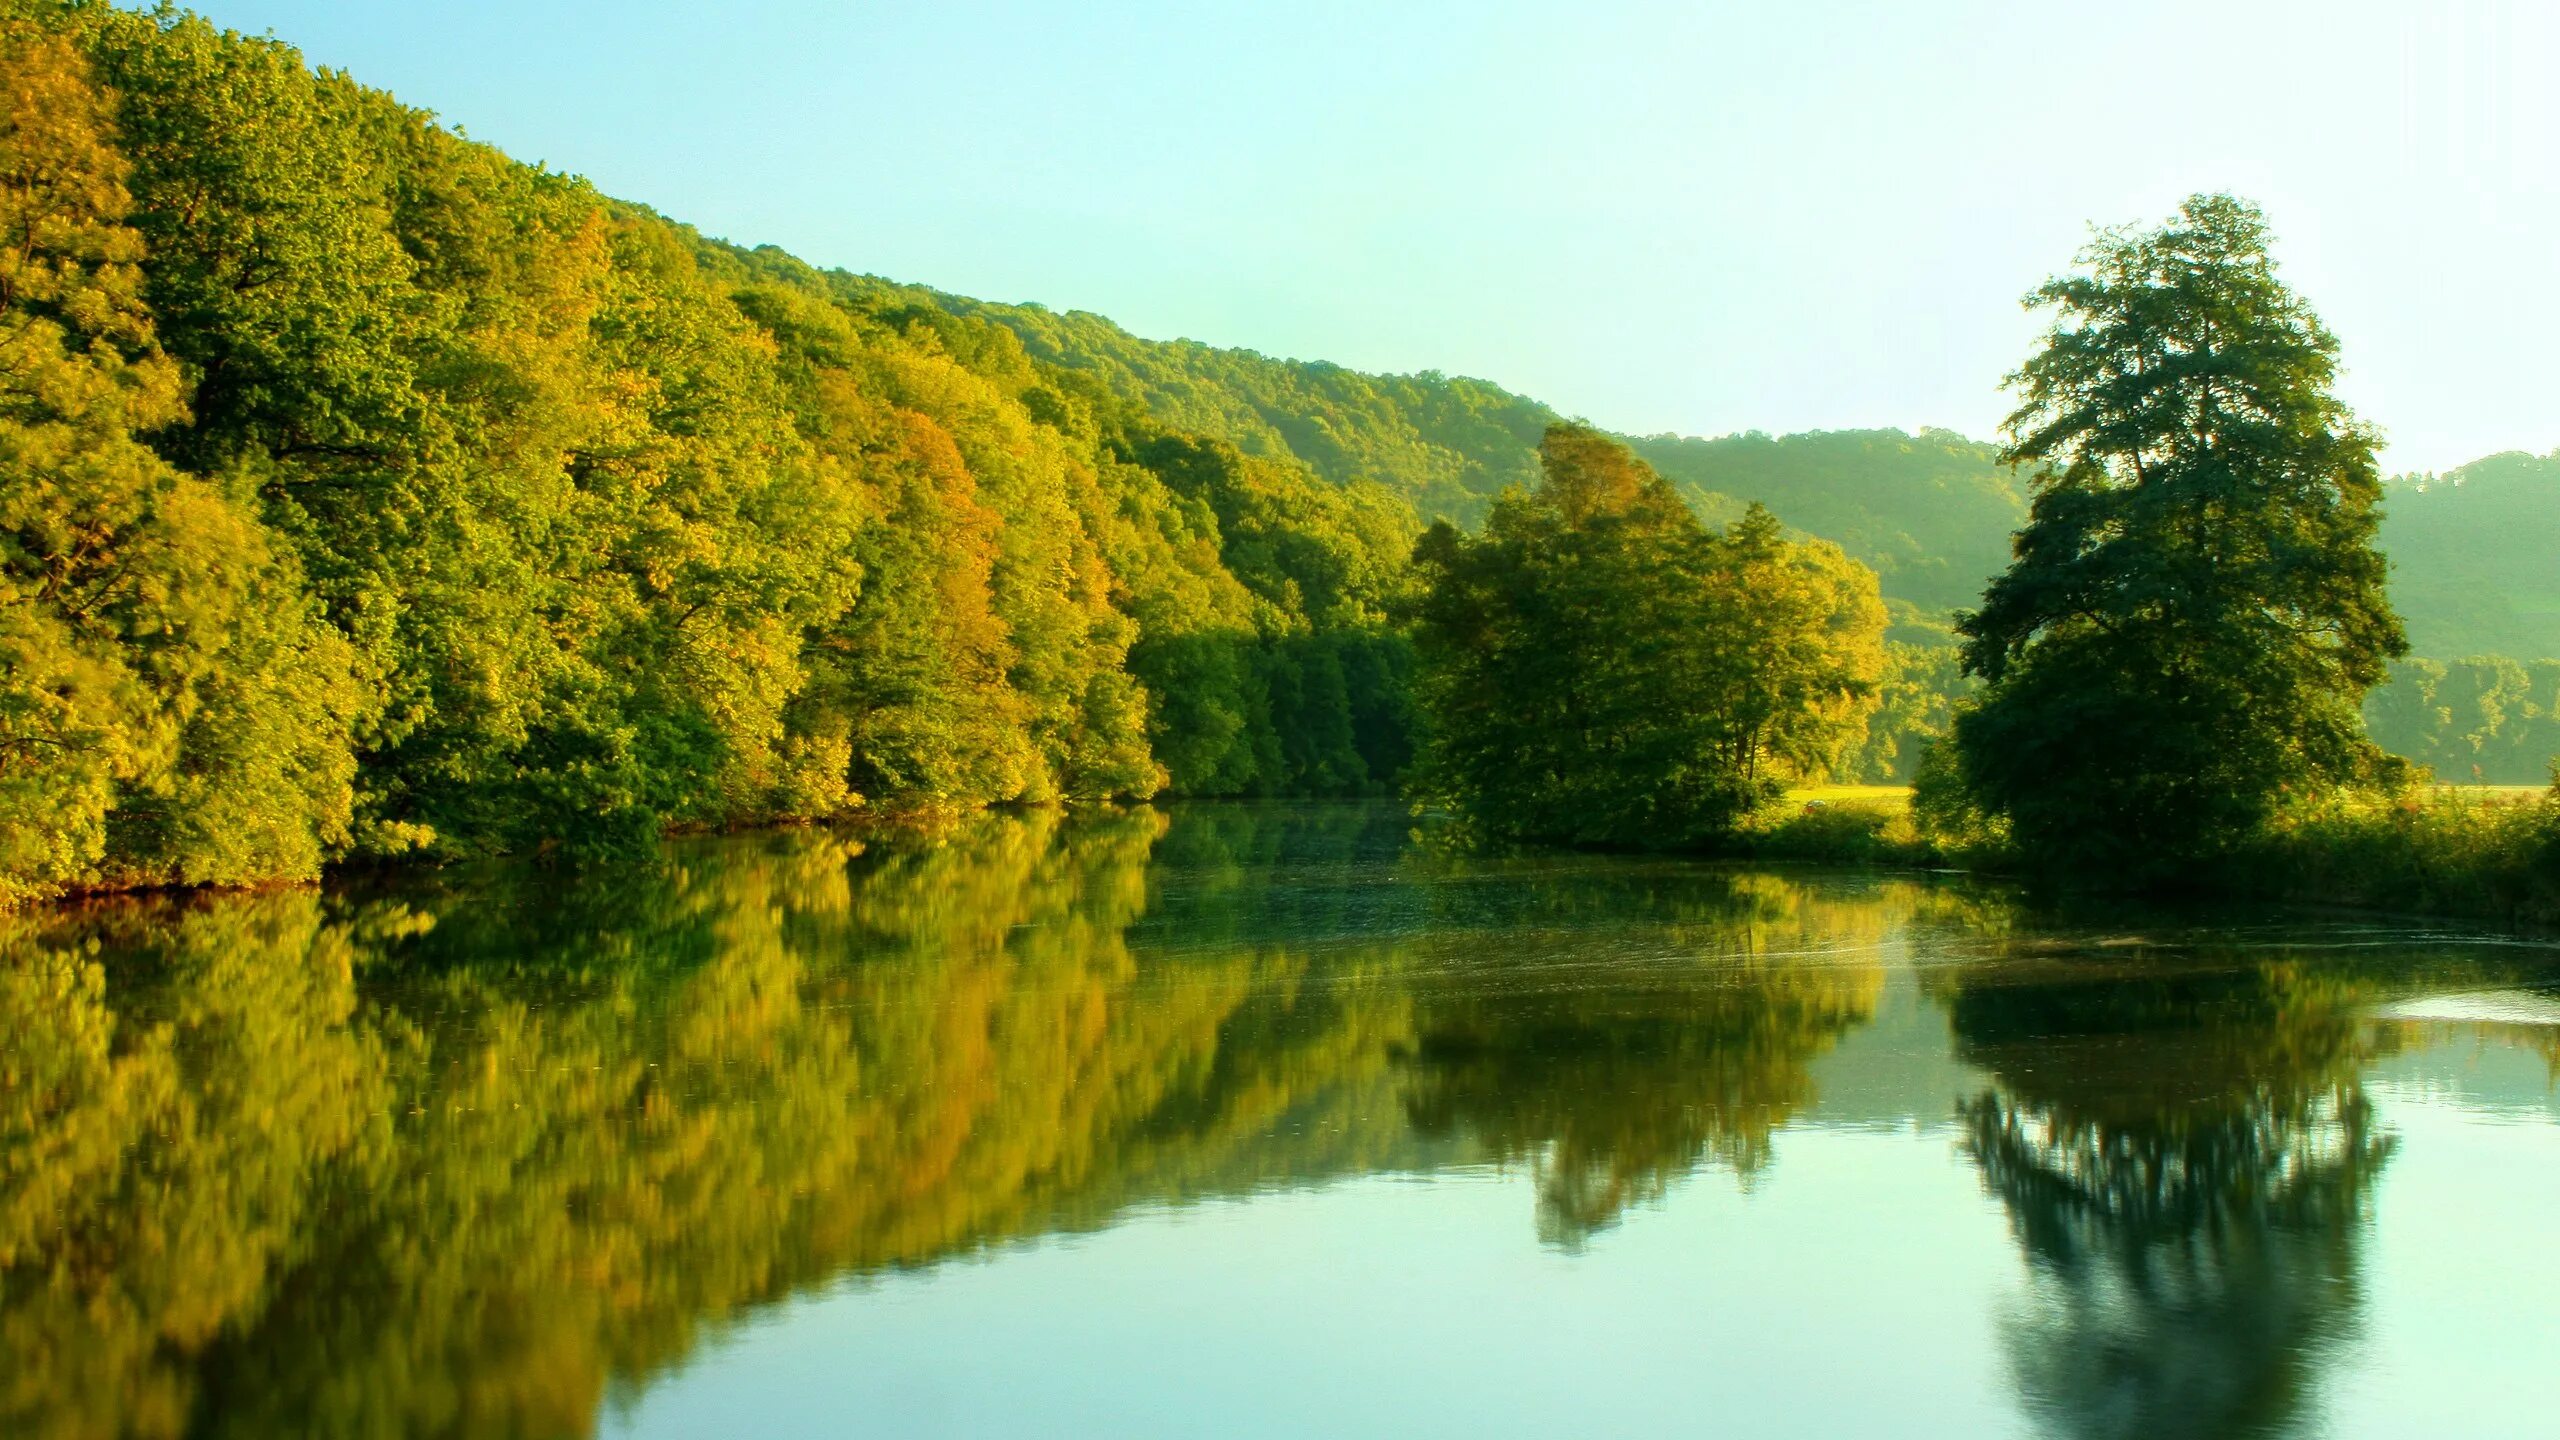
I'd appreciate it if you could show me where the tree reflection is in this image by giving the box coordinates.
[0,808,1441,1437]
[1401,870,1890,1246]
[0,810,1982,1434]
[1949,956,2395,1440]
[0,897,387,1440]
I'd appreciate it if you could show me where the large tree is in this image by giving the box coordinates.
[1949,194,2405,881]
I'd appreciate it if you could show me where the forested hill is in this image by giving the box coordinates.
[931,284,2560,662]
[1628,429,2023,629]
[2380,451,2560,660]
[918,289,2029,630]
[923,291,1556,525]
[0,3,1441,904]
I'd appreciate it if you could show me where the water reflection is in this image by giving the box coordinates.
[1401,872,1887,1246]
[0,805,2552,1438]
[1947,951,2410,1440]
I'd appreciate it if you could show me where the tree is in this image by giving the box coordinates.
[0,21,359,904]
[1705,503,1889,788]
[1949,195,2406,882]
[1410,424,1884,848]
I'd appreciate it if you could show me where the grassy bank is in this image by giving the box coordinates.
[2235,787,2560,927]
[1737,787,1950,867]
[1739,783,2559,928]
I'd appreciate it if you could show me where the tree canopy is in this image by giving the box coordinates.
[1948,194,2407,880]
[0,3,1426,901]
[1409,425,1885,848]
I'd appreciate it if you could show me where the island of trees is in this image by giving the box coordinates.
[0,3,2552,919]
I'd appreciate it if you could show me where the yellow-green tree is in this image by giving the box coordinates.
[0,21,358,903]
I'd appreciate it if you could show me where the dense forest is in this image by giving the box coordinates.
[926,275,2560,783]
[943,290,2560,663]
[0,3,1439,903]
[0,3,2552,906]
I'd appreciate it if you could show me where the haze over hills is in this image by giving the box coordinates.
[2381,452,2560,661]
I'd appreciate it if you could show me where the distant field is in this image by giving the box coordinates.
[1779,783,2547,814]
[1786,784,1913,811]
[2436,784,2550,806]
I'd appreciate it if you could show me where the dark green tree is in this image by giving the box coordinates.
[1950,195,2406,882]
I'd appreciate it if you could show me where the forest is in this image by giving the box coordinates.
[0,2,2554,907]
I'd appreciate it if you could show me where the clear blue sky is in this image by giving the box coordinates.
[152,0,2560,473]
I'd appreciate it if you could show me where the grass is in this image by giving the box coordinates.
[1784,783,1913,811]
[1737,785,1942,866]
[2238,786,2560,927]
[1740,781,2558,929]
[2432,784,2549,807]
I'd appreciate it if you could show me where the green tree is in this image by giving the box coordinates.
[1410,424,1884,847]
[0,20,359,904]
[1844,641,1970,783]
[1949,195,2406,882]
[1708,503,1889,787]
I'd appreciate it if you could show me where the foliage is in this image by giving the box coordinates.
[1840,640,1970,783]
[1631,427,2027,629]
[0,4,1432,901]
[925,288,2554,674]
[2364,656,2560,785]
[0,18,360,903]
[1733,800,1913,865]
[1408,425,1886,848]
[926,291,1558,526]
[1949,195,2407,885]
[2234,784,2560,926]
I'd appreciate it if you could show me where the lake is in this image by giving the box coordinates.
[5,801,2558,1438]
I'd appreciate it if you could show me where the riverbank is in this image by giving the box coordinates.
[1740,783,2560,928]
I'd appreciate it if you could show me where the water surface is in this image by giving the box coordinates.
[6,802,2558,1438]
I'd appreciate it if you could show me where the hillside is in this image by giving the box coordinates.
[0,4,1433,902]
[938,293,2555,663]
[1630,429,2024,631]
[933,293,1557,525]
[932,294,2030,631]
[2382,451,2560,662]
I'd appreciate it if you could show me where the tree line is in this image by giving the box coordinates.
[2,3,2551,905]
[0,4,1424,904]
[1410,193,2555,894]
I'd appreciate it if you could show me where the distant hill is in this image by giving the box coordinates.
[2381,451,2560,662]
[1629,429,2025,632]
[927,295,1556,524]
[933,297,2556,664]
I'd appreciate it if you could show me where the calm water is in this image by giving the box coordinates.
[6,803,2560,1439]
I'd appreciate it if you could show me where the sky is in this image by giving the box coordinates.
[146,0,2560,475]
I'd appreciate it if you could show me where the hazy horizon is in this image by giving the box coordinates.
[140,0,2560,475]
